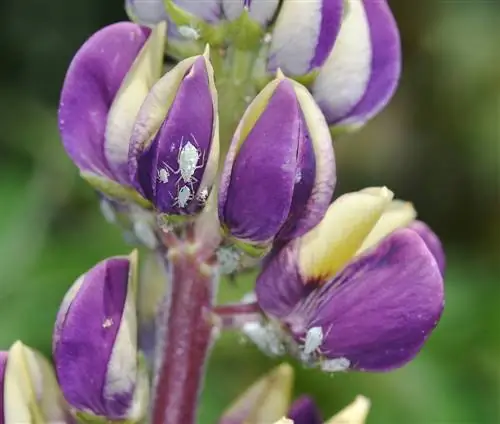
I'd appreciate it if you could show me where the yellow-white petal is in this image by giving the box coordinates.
[325,395,371,424]
[357,199,416,254]
[105,21,166,181]
[4,341,67,424]
[298,187,393,280]
[220,363,293,423]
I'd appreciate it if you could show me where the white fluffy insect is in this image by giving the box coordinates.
[177,136,205,188]
[303,326,324,356]
[320,357,351,373]
[174,186,193,209]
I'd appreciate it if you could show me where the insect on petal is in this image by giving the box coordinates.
[302,229,444,371]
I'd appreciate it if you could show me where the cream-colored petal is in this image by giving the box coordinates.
[273,419,294,424]
[104,251,143,418]
[298,187,393,281]
[4,342,67,424]
[220,364,293,424]
[357,199,416,254]
[105,22,166,180]
[129,54,199,158]
[325,395,371,424]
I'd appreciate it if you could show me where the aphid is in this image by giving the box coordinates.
[177,136,205,188]
[178,25,200,40]
[173,186,194,209]
[157,162,175,184]
[303,326,324,356]
[320,357,350,373]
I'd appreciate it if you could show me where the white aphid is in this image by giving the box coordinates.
[242,321,286,357]
[177,136,205,188]
[321,357,351,373]
[175,186,193,209]
[178,25,200,40]
[303,326,324,356]
[157,161,175,184]
[157,168,170,183]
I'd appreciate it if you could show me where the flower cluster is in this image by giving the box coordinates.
[1,0,445,423]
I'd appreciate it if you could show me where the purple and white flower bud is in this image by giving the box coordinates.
[1,342,69,423]
[256,189,445,372]
[218,74,335,253]
[267,0,344,76]
[59,21,165,204]
[311,0,401,132]
[53,251,149,422]
[128,48,219,216]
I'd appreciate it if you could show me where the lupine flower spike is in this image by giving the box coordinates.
[4,0,443,422]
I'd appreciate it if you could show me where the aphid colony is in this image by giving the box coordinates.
[156,135,206,209]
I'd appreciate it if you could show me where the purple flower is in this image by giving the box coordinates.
[128,49,219,215]
[0,342,70,423]
[53,251,149,421]
[218,74,335,253]
[267,0,344,76]
[59,21,165,204]
[310,0,401,131]
[256,188,445,372]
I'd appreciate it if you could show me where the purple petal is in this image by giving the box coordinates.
[277,115,316,240]
[220,80,301,243]
[130,56,214,214]
[0,351,7,424]
[408,221,446,276]
[278,81,336,240]
[313,0,401,128]
[59,23,150,180]
[297,228,444,371]
[256,240,308,318]
[53,257,134,418]
[287,396,323,424]
[268,0,344,75]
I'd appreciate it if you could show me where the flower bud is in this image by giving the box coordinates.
[53,251,149,422]
[287,396,322,424]
[219,364,293,424]
[59,21,165,205]
[1,342,69,423]
[218,74,335,253]
[128,48,219,216]
[311,0,401,132]
[268,0,344,76]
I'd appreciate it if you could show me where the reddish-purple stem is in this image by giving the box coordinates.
[152,248,216,424]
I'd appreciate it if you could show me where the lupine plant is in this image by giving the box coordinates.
[0,0,446,423]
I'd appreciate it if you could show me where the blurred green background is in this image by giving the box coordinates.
[0,0,498,422]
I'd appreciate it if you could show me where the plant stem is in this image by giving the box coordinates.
[152,240,218,424]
